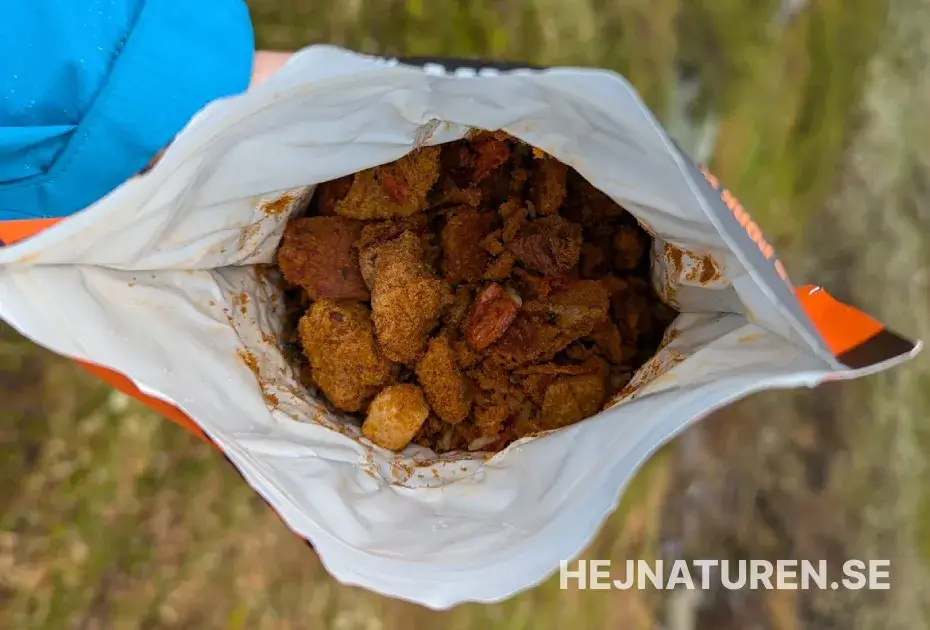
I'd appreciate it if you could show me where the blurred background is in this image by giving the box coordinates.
[2,0,928,628]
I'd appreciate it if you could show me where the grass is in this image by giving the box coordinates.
[2,0,928,628]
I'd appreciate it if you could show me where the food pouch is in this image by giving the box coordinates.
[0,47,920,609]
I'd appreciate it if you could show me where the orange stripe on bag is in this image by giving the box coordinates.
[697,170,890,360]
[77,360,215,446]
[0,217,62,245]
[793,285,884,357]
[2,217,214,445]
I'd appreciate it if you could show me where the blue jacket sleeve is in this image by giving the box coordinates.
[0,0,254,221]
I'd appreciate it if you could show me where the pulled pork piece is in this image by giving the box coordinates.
[367,231,453,365]
[440,142,476,188]
[472,403,511,441]
[613,224,648,271]
[429,175,483,209]
[539,372,606,430]
[480,167,517,208]
[334,146,441,219]
[277,217,368,301]
[416,334,473,424]
[580,221,615,278]
[611,281,653,344]
[441,208,498,284]
[530,157,567,215]
[564,342,597,363]
[543,277,611,336]
[580,241,610,279]
[499,197,530,243]
[507,215,583,275]
[587,318,625,364]
[517,357,605,406]
[312,175,352,216]
[299,300,393,412]
[482,313,549,369]
[486,279,609,368]
[471,135,512,183]
[562,170,627,226]
[362,384,430,451]
[467,362,530,440]
[453,336,483,369]
[483,251,519,281]
[356,216,429,289]
[480,229,505,256]
[443,285,473,330]
[510,167,530,195]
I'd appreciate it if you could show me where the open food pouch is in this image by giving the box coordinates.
[0,47,920,609]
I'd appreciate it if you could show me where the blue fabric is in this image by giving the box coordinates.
[0,0,254,221]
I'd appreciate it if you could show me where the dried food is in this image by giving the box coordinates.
[278,131,677,452]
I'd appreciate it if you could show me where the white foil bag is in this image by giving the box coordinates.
[0,46,919,609]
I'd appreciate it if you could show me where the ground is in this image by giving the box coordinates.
[2,1,928,628]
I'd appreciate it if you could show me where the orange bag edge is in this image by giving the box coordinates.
[692,168,917,371]
[793,285,917,370]
[0,218,63,246]
[2,218,216,445]
[76,360,215,447]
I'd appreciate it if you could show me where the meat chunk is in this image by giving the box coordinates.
[538,373,606,430]
[362,384,430,451]
[440,142,477,187]
[428,176,483,209]
[471,135,512,183]
[611,284,653,343]
[613,224,648,271]
[277,217,368,300]
[467,362,530,439]
[464,282,521,351]
[510,167,530,195]
[416,334,472,424]
[499,198,530,244]
[357,216,429,289]
[298,300,393,412]
[601,274,631,298]
[561,170,627,226]
[367,231,453,365]
[579,241,610,279]
[507,215,583,275]
[517,358,605,406]
[483,251,519,281]
[335,146,441,219]
[480,170,517,207]
[564,342,597,363]
[579,221,615,278]
[486,279,609,368]
[472,403,511,440]
[441,208,498,284]
[587,319,625,364]
[312,176,352,216]
[544,278,611,335]
[443,285,473,330]
[483,313,551,368]
[530,157,567,215]
[452,335,483,369]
